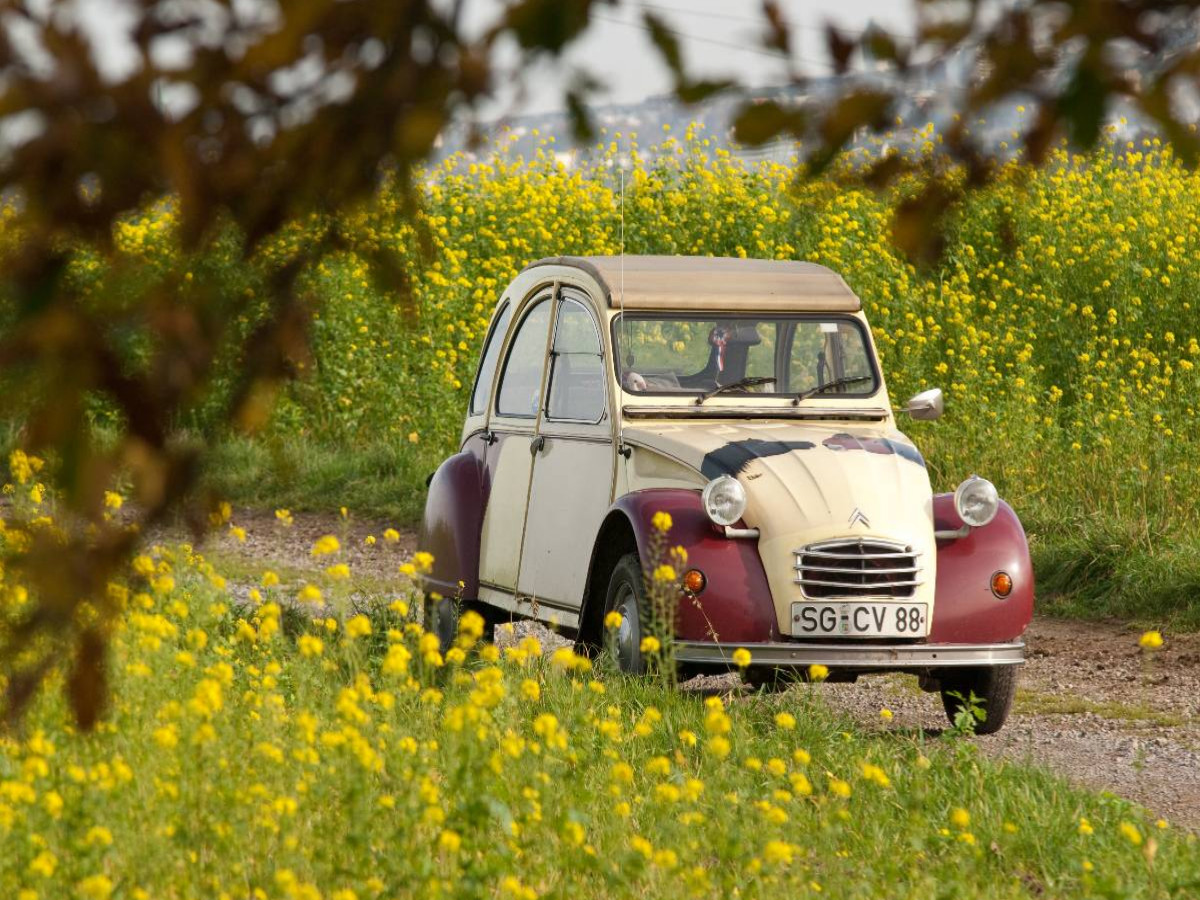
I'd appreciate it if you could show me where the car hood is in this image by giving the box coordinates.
[624,418,937,614]
[624,419,932,531]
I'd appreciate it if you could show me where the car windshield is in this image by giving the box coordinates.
[614,314,878,399]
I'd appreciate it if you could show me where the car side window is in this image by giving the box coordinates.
[547,299,605,422]
[469,302,512,416]
[496,298,552,418]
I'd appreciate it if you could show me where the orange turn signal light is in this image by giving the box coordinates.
[682,569,707,594]
[991,571,1013,598]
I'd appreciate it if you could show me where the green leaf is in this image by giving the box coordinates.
[643,11,684,78]
[732,100,805,146]
[1058,57,1109,150]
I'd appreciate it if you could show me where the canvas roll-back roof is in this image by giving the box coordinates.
[523,255,861,312]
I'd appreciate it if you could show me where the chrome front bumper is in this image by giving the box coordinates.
[674,640,1025,669]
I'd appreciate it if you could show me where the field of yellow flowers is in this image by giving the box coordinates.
[19,123,1200,624]
[2,456,1199,899]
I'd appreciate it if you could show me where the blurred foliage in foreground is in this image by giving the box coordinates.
[0,531,1195,898]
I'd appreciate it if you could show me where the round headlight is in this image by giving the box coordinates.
[701,475,747,527]
[954,475,999,528]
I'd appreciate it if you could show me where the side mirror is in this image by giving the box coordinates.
[904,387,944,421]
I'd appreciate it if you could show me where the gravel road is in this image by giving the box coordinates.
[197,509,1200,829]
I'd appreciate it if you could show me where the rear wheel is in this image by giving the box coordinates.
[743,667,794,692]
[424,598,497,653]
[604,553,648,674]
[939,665,1018,735]
[424,595,458,654]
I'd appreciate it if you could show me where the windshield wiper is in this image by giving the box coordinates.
[793,375,872,405]
[695,376,776,405]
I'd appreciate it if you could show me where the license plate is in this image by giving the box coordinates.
[791,602,928,637]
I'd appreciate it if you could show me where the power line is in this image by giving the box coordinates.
[638,2,769,26]
[637,1,917,39]
[590,10,834,71]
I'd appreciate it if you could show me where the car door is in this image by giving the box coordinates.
[517,290,615,618]
[477,292,554,592]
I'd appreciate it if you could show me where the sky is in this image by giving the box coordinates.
[60,0,919,115]
[475,0,917,117]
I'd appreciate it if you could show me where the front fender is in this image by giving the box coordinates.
[929,496,1034,643]
[609,489,780,643]
[419,448,485,601]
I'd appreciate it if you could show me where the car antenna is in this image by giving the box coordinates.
[617,155,632,460]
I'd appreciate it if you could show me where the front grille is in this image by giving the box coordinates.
[793,538,923,599]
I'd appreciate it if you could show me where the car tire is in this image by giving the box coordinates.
[939,665,1018,735]
[463,600,498,645]
[743,667,794,692]
[424,595,459,654]
[604,553,649,675]
[424,598,498,653]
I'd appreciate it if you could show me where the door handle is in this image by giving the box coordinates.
[530,435,545,455]
[482,430,498,445]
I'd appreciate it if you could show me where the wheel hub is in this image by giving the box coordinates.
[614,584,640,671]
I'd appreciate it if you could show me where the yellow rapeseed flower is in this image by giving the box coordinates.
[76,875,114,900]
[311,535,341,556]
[763,840,794,865]
[1119,821,1143,846]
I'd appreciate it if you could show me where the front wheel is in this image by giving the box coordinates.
[603,553,648,674]
[939,665,1018,735]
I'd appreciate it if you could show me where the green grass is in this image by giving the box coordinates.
[1015,689,1187,728]
[1030,524,1200,631]
[3,553,1197,900]
[203,435,443,524]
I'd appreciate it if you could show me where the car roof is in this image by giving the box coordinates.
[522,255,861,312]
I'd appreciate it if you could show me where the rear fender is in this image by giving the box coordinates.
[930,496,1034,643]
[584,489,779,644]
[419,442,487,600]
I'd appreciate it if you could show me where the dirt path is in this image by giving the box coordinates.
[821,620,1200,830]
[192,511,1200,829]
